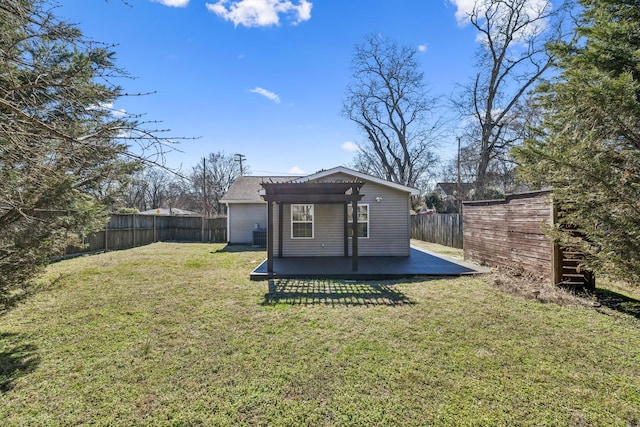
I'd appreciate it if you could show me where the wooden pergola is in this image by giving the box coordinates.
[260,181,365,276]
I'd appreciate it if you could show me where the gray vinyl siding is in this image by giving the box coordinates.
[228,203,267,244]
[272,173,411,257]
[350,181,411,256]
[275,204,344,257]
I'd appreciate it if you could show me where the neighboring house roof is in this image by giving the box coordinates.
[435,182,475,197]
[293,166,421,196]
[220,175,298,204]
[139,208,199,216]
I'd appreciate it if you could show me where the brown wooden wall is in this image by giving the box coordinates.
[463,191,554,281]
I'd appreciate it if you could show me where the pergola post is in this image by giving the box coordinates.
[267,200,274,275]
[278,202,284,258]
[351,197,358,271]
[343,203,348,257]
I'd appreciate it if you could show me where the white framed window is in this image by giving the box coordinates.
[347,204,369,238]
[291,204,314,238]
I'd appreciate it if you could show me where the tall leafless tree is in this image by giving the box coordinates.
[191,152,244,216]
[453,0,570,199]
[342,34,444,191]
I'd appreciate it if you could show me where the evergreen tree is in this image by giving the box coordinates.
[515,0,640,283]
[0,0,174,309]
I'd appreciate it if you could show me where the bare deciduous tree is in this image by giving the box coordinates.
[191,152,244,217]
[452,0,570,199]
[342,34,444,191]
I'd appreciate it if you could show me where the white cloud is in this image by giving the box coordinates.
[418,43,428,53]
[113,108,127,118]
[288,166,305,174]
[249,87,281,103]
[448,0,477,25]
[205,0,312,28]
[152,0,190,7]
[88,102,127,118]
[341,141,360,153]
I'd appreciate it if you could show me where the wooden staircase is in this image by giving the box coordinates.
[559,249,595,291]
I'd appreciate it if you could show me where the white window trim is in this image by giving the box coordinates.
[291,204,314,239]
[348,203,369,239]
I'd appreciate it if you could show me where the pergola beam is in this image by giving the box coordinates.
[261,194,363,204]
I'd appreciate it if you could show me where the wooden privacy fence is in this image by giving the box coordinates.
[66,214,227,256]
[463,190,594,290]
[411,214,463,249]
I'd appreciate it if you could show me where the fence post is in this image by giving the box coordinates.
[551,202,563,285]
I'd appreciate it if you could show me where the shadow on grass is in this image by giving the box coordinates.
[214,244,265,254]
[596,289,640,319]
[0,333,39,393]
[262,278,415,306]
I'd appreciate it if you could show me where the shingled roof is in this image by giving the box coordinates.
[435,182,476,197]
[220,176,299,203]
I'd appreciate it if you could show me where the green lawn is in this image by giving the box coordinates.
[1,243,639,426]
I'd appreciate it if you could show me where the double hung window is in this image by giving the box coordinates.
[291,204,314,238]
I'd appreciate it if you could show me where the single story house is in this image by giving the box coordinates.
[221,166,421,274]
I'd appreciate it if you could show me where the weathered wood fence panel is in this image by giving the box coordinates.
[411,214,463,249]
[66,214,227,256]
[464,191,595,290]
[463,191,553,281]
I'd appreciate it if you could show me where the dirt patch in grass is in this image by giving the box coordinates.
[413,239,640,315]
[485,267,592,307]
[479,263,640,320]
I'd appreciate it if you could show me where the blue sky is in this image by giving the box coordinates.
[60,0,484,176]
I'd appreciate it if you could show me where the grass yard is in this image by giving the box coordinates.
[1,243,639,426]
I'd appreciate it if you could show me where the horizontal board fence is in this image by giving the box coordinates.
[65,214,227,256]
[463,191,554,281]
[462,190,594,290]
[411,214,463,249]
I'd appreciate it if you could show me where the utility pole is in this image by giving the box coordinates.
[234,153,246,176]
[457,136,462,214]
[202,157,207,242]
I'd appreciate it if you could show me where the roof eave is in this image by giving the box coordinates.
[294,166,421,196]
